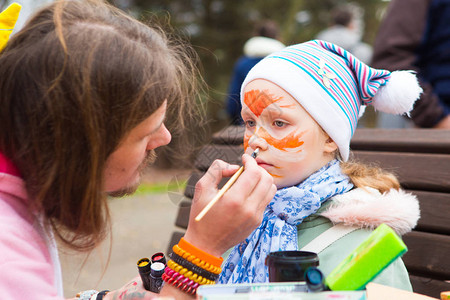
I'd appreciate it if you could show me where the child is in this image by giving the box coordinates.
[218,40,421,290]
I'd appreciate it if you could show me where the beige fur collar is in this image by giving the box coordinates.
[321,187,420,235]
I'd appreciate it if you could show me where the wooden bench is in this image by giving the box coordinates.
[168,126,450,298]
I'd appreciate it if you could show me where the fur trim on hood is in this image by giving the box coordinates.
[243,36,285,58]
[321,187,420,235]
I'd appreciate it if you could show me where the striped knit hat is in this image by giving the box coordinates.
[241,40,422,161]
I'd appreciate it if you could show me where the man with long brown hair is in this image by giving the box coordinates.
[0,0,276,298]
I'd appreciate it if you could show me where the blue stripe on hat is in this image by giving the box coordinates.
[270,55,356,134]
[283,47,360,123]
[272,44,361,134]
[304,42,361,123]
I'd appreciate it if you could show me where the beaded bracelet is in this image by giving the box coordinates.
[178,238,223,267]
[170,252,219,281]
[166,240,222,295]
[162,267,199,295]
[173,244,222,274]
[167,260,215,285]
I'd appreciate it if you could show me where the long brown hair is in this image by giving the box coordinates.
[341,159,400,194]
[0,0,202,250]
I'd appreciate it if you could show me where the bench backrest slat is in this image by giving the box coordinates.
[351,129,450,154]
[212,127,450,154]
[352,151,450,193]
[410,190,450,235]
[194,144,243,170]
[410,275,450,297]
[194,145,450,193]
[402,231,450,279]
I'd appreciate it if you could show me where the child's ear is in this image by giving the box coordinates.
[324,137,338,154]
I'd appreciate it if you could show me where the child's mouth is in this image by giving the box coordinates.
[256,158,273,169]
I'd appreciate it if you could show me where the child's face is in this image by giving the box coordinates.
[241,79,337,189]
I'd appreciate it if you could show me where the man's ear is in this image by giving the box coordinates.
[324,137,338,154]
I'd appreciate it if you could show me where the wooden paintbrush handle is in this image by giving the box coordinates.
[195,166,244,221]
[194,149,258,222]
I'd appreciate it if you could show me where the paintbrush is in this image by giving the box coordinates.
[195,148,259,221]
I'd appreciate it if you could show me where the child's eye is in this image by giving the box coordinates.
[245,120,256,128]
[273,120,286,128]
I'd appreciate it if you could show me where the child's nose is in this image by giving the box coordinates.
[248,132,268,151]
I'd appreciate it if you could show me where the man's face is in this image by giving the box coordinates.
[103,101,171,197]
[241,79,336,189]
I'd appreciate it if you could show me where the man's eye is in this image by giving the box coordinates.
[245,120,256,127]
[274,120,285,127]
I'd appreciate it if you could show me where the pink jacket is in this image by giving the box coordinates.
[0,170,64,299]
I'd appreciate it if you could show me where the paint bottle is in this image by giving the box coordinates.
[151,252,166,265]
[265,250,319,282]
[137,258,152,291]
[305,267,329,292]
[149,262,165,293]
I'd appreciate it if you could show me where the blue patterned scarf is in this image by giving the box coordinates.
[218,159,353,283]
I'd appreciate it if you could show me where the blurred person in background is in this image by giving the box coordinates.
[372,0,450,129]
[316,3,372,64]
[317,3,405,128]
[226,19,285,125]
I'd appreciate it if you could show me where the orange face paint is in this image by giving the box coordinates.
[243,131,251,151]
[257,127,305,152]
[268,172,282,178]
[244,89,283,117]
[243,89,304,152]
[242,79,330,189]
[243,88,307,182]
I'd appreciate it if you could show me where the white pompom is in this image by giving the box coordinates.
[372,71,423,115]
[358,105,366,119]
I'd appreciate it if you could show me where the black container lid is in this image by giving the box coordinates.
[137,258,151,273]
[266,251,319,264]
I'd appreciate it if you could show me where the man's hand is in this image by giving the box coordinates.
[184,154,276,257]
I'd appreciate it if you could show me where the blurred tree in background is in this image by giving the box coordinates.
[109,0,389,166]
